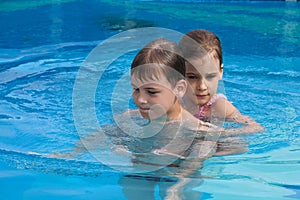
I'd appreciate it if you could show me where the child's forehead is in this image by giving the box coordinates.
[186,54,219,72]
[131,76,173,89]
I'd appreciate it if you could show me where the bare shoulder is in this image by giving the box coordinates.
[213,97,237,118]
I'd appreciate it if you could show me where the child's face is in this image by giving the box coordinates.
[131,80,180,120]
[184,54,223,107]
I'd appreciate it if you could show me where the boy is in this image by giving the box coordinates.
[126,37,219,172]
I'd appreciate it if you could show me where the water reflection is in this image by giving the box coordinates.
[74,113,245,199]
[119,175,203,200]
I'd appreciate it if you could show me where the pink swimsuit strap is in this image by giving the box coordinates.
[194,93,227,119]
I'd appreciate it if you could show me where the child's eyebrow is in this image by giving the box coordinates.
[131,84,159,90]
[144,87,159,90]
[205,72,219,76]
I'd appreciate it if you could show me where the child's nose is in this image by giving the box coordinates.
[196,79,207,90]
[137,93,148,104]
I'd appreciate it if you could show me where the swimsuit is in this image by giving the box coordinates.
[194,93,227,121]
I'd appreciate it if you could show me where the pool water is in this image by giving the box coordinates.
[0,0,300,199]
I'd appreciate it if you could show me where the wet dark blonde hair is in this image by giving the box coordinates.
[179,29,223,69]
[131,38,185,87]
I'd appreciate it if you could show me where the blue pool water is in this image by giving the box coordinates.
[0,0,300,199]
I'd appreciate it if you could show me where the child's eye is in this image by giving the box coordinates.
[147,90,159,95]
[186,74,198,80]
[133,88,139,92]
[206,74,217,80]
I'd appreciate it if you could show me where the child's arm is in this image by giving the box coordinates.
[214,98,264,135]
[213,136,248,156]
[46,132,106,159]
[29,125,124,159]
[170,139,216,178]
[29,137,91,159]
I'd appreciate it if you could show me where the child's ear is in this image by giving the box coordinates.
[219,64,224,79]
[174,80,187,98]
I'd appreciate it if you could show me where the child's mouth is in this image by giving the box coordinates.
[196,94,208,98]
[138,107,150,113]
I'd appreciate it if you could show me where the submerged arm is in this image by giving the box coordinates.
[222,110,264,136]
[213,99,264,136]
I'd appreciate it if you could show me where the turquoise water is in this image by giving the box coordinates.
[0,0,299,199]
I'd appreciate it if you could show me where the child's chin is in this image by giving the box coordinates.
[140,112,150,119]
[140,113,164,121]
[197,98,210,106]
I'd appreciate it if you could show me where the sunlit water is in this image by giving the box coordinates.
[0,0,299,199]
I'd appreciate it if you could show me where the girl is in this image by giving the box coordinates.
[179,30,264,134]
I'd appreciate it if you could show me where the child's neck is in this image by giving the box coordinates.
[166,101,183,121]
[148,102,182,124]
